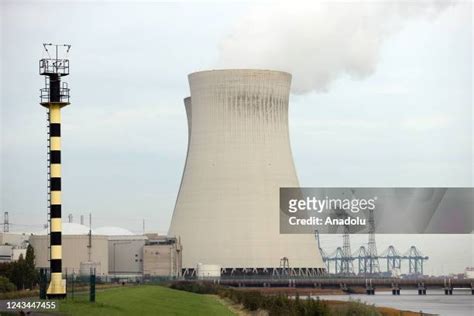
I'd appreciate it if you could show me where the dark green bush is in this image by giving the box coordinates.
[170,282,383,316]
[240,290,261,311]
[0,245,38,290]
[169,281,220,294]
[170,281,330,315]
[0,276,16,292]
[329,299,381,316]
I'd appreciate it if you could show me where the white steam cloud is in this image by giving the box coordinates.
[218,1,454,94]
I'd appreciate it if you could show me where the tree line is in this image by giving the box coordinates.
[0,244,38,292]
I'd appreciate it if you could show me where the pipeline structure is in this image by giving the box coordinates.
[200,277,474,295]
[39,43,71,299]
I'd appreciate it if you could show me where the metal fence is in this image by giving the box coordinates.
[39,268,96,302]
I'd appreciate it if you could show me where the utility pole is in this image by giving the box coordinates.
[87,213,92,262]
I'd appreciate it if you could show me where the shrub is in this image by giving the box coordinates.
[0,276,16,292]
[330,299,381,316]
[241,290,262,311]
[169,281,219,294]
[170,281,330,315]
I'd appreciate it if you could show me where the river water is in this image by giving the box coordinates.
[315,289,474,316]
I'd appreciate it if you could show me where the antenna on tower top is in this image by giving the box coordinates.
[42,43,71,63]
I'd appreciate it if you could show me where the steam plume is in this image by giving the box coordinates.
[218,1,453,94]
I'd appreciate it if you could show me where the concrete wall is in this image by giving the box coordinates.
[0,232,29,247]
[12,248,26,261]
[143,244,181,277]
[29,235,109,275]
[107,237,145,276]
[0,245,12,262]
[169,69,325,269]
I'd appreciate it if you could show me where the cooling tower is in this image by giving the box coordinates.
[169,69,325,275]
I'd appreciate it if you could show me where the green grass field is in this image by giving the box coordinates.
[58,285,235,316]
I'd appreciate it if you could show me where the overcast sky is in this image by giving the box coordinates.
[1,0,472,274]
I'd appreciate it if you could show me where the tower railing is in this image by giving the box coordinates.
[40,85,70,103]
[39,58,70,76]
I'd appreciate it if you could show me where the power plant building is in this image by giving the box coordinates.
[0,232,29,248]
[29,223,109,276]
[0,232,29,263]
[29,223,146,278]
[106,232,146,278]
[143,235,182,277]
[169,69,325,276]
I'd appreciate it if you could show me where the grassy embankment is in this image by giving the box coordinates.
[0,283,123,300]
[170,282,432,316]
[57,284,429,316]
[57,285,234,316]
[0,285,429,316]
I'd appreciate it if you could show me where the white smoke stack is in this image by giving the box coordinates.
[218,0,454,94]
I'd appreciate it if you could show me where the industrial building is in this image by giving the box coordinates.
[30,223,145,277]
[0,232,29,247]
[29,223,109,276]
[105,229,146,279]
[0,232,30,263]
[143,235,182,277]
[0,245,26,263]
[29,223,180,279]
[169,69,325,276]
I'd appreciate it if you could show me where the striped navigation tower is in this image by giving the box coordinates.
[39,43,71,298]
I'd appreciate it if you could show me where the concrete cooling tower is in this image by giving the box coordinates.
[169,69,325,276]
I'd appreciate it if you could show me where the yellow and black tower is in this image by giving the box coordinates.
[39,43,71,299]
